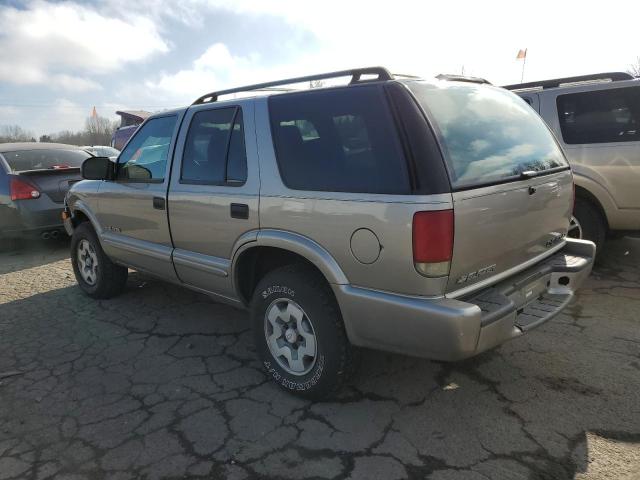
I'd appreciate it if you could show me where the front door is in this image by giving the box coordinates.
[96,113,182,279]
[168,101,259,300]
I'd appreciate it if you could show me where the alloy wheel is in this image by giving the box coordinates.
[264,298,318,376]
[77,239,99,286]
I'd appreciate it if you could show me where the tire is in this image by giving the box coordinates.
[571,197,607,254]
[250,264,355,400]
[70,222,128,299]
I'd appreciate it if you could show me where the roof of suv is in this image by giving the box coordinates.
[141,68,498,124]
[503,72,639,93]
[189,67,492,107]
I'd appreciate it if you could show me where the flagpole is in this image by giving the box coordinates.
[520,49,527,83]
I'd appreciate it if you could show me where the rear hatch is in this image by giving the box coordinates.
[2,148,89,203]
[407,80,573,295]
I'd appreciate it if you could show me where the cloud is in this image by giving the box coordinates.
[147,43,255,96]
[49,75,102,92]
[0,1,168,89]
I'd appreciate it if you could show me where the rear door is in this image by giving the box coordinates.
[168,101,259,299]
[95,114,181,279]
[407,80,573,295]
[552,85,640,209]
[449,170,572,295]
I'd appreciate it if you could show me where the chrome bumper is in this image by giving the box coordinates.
[333,238,595,361]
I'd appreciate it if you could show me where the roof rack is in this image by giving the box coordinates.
[503,72,634,91]
[436,74,492,85]
[192,66,394,105]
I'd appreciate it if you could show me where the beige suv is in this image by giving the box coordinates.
[64,67,595,399]
[506,72,640,252]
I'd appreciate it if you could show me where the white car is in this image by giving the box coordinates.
[82,145,120,159]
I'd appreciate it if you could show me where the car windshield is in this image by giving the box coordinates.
[1,149,89,172]
[408,80,568,189]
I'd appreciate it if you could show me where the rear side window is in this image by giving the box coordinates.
[409,81,568,189]
[557,87,640,144]
[269,86,410,194]
[1,149,88,172]
[181,107,247,185]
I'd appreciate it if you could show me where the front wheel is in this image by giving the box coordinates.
[250,265,355,400]
[71,222,128,299]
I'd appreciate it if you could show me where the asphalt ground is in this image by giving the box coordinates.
[0,236,638,479]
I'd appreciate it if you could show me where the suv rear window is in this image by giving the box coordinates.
[269,86,411,194]
[556,86,640,144]
[408,81,568,189]
[2,149,88,172]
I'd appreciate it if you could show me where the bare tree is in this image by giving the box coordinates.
[45,115,118,146]
[627,57,640,77]
[85,115,116,145]
[0,125,33,143]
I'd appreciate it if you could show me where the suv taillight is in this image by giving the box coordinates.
[412,210,454,277]
[10,177,40,201]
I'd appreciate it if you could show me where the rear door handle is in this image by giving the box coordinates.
[230,203,249,219]
[153,196,165,210]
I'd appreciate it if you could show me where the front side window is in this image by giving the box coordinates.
[557,87,640,144]
[409,81,568,189]
[181,107,247,185]
[269,86,411,194]
[117,116,178,182]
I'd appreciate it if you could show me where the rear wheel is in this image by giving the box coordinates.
[569,197,606,254]
[250,264,355,400]
[71,222,128,299]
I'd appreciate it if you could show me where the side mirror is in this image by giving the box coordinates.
[81,156,115,180]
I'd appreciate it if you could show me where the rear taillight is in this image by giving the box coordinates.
[10,177,40,201]
[412,210,454,277]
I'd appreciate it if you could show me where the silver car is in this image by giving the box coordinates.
[64,67,595,399]
[506,72,640,252]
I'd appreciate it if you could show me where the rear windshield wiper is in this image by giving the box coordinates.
[519,170,538,179]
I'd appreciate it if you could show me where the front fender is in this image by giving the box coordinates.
[65,196,103,237]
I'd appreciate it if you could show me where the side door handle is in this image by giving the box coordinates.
[153,196,165,210]
[230,203,249,219]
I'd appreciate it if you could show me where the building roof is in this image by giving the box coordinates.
[115,110,151,121]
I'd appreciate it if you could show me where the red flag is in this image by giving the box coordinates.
[516,49,527,60]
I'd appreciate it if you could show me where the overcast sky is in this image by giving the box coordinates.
[1,0,639,138]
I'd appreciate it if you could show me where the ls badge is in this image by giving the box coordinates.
[456,264,497,285]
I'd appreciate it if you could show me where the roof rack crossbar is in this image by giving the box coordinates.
[503,72,634,91]
[436,73,492,85]
[192,66,394,105]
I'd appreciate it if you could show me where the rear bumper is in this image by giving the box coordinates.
[1,198,66,238]
[334,238,595,361]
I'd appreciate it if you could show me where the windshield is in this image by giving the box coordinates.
[1,149,89,172]
[408,81,568,189]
